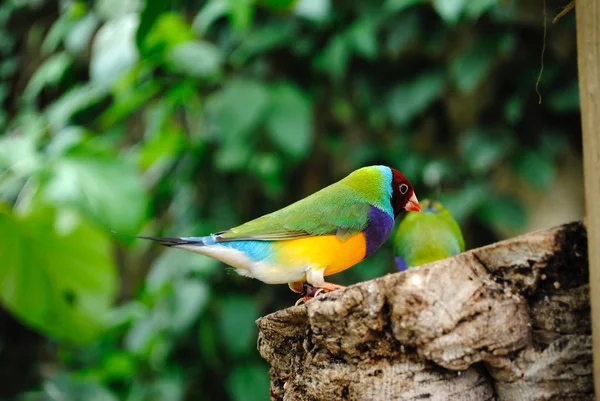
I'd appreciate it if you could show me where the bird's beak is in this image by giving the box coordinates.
[405,193,421,212]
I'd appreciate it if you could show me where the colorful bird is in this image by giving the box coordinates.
[394,199,464,271]
[135,166,420,297]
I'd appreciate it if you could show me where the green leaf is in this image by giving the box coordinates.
[230,22,295,66]
[101,351,137,381]
[210,79,270,139]
[46,84,109,132]
[228,0,255,31]
[504,94,524,124]
[0,129,43,177]
[64,12,100,55]
[460,128,514,174]
[136,1,170,54]
[214,141,253,171]
[265,83,313,158]
[348,16,379,59]
[41,13,73,55]
[432,0,467,23]
[385,11,420,57]
[512,150,555,191]
[387,70,445,125]
[218,295,260,357]
[192,0,229,34]
[438,182,490,223]
[315,34,350,80]
[385,0,423,13]
[294,0,330,22]
[228,363,271,401]
[166,41,222,78]
[0,206,117,343]
[449,40,495,93]
[90,15,140,86]
[169,279,210,333]
[23,52,73,102]
[46,126,86,157]
[44,155,148,232]
[95,0,143,20]
[139,122,185,169]
[143,12,196,57]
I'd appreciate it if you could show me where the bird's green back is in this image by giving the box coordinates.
[218,166,393,241]
[394,200,464,269]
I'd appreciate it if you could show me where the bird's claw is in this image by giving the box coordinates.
[294,283,341,305]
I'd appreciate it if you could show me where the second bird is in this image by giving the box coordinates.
[136,166,420,295]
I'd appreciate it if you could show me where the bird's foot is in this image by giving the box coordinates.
[293,282,345,305]
[317,281,346,292]
[294,285,326,305]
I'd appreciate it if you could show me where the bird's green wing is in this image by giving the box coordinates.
[216,182,373,241]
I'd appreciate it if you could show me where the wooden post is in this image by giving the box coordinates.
[577,0,600,398]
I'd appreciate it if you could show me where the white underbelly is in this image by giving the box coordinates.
[176,244,310,284]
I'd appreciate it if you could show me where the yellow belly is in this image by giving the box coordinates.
[272,233,367,277]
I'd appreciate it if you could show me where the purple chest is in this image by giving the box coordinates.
[363,206,394,258]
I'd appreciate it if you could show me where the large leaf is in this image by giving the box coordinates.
[192,0,229,35]
[23,52,72,102]
[314,34,350,80]
[95,0,143,20]
[432,0,467,23]
[265,83,313,158]
[0,206,117,343]
[387,70,445,125]
[142,12,196,59]
[46,84,109,132]
[209,79,270,140]
[348,14,381,59]
[136,1,170,54]
[166,41,222,78]
[449,39,496,93]
[44,155,148,232]
[294,0,330,22]
[460,128,514,175]
[65,13,100,55]
[90,15,140,86]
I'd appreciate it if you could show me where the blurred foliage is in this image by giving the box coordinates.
[0,0,581,400]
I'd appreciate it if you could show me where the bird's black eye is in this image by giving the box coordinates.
[399,184,409,194]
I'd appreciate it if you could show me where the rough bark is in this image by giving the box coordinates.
[257,221,593,400]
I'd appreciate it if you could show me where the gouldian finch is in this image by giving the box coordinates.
[136,166,420,295]
[394,199,464,271]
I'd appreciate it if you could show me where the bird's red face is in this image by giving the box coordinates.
[390,168,420,217]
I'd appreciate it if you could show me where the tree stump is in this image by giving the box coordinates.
[257,221,593,400]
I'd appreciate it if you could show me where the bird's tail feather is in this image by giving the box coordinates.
[112,231,218,247]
